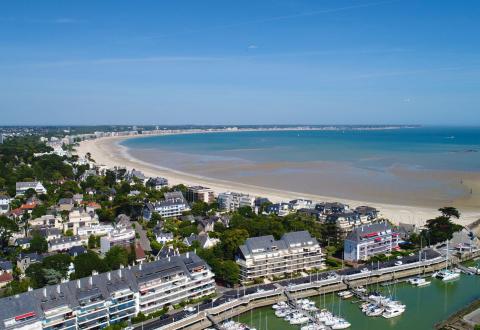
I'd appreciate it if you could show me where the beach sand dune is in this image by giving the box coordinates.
[76,135,480,227]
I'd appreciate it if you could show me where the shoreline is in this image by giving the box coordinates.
[76,132,480,226]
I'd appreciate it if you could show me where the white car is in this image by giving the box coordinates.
[394,261,403,266]
[184,306,196,313]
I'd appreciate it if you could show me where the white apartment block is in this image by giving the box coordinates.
[136,252,215,315]
[77,224,114,238]
[344,222,400,262]
[48,236,87,252]
[0,252,215,330]
[66,208,99,235]
[217,191,255,212]
[153,191,190,218]
[186,186,215,204]
[15,182,47,196]
[236,231,325,282]
[29,214,63,230]
[100,226,135,254]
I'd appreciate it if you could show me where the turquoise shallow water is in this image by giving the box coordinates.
[122,127,480,172]
[121,127,480,205]
[237,275,480,330]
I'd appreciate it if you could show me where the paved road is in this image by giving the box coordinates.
[133,221,152,252]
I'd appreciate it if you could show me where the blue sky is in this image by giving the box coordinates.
[1,0,479,125]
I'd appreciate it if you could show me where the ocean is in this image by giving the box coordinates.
[121,127,480,208]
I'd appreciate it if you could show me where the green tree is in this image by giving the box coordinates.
[216,260,240,286]
[42,254,71,278]
[0,215,19,248]
[26,263,46,288]
[31,204,47,219]
[2,279,32,297]
[104,246,129,270]
[438,207,461,219]
[220,229,249,260]
[88,235,97,249]
[43,268,63,285]
[104,170,117,187]
[29,233,48,253]
[73,251,107,278]
[191,201,209,216]
[423,208,463,245]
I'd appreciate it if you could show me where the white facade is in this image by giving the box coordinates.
[0,196,10,214]
[237,231,325,282]
[77,224,114,238]
[15,182,47,196]
[100,227,135,253]
[48,236,87,252]
[66,208,99,235]
[29,214,63,229]
[217,192,255,212]
[344,222,400,262]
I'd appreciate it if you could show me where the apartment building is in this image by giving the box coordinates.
[152,191,190,218]
[100,226,135,253]
[236,231,325,282]
[29,214,63,230]
[186,186,215,204]
[217,191,255,212]
[77,224,114,238]
[0,253,214,330]
[48,236,87,253]
[135,252,216,314]
[67,207,99,235]
[15,182,47,196]
[344,222,400,262]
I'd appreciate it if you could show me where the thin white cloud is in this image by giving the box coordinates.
[0,17,84,24]
[0,56,225,69]
[248,44,258,49]
[53,18,82,24]
[144,0,398,40]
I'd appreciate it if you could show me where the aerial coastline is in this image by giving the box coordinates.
[76,128,480,227]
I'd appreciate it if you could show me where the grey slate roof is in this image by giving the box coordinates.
[345,222,393,242]
[0,260,12,271]
[239,231,318,258]
[0,252,208,329]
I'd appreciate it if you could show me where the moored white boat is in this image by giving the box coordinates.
[382,306,405,318]
[331,318,351,329]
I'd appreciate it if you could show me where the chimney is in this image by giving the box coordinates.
[139,263,142,271]
[107,272,111,281]
[57,285,61,294]
[77,279,81,289]
[43,288,47,297]
[28,286,33,292]
[89,276,93,286]
[118,268,122,278]
[186,252,190,259]
[168,256,170,262]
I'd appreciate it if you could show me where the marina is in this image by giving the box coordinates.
[238,272,480,330]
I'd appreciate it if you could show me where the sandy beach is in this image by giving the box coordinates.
[76,134,480,227]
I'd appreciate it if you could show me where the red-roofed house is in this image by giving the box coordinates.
[135,244,146,263]
[0,272,13,288]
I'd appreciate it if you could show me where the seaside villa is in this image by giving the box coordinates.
[236,231,325,283]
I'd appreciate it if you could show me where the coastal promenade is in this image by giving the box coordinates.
[134,249,449,330]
